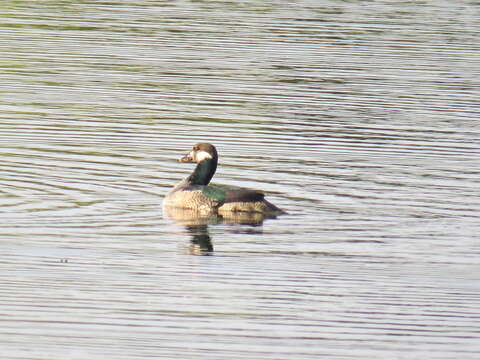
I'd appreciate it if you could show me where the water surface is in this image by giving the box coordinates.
[1,1,479,359]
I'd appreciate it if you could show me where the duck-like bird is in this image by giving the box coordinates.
[163,143,285,215]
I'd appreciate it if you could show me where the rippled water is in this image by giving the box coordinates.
[1,1,480,359]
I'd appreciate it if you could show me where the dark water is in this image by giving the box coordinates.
[1,1,479,359]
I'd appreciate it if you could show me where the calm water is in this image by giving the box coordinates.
[1,1,480,359]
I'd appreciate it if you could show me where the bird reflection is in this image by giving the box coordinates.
[163,207,277,255]
[185,225,213,255]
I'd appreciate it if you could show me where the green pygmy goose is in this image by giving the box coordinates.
[164,143,285,215]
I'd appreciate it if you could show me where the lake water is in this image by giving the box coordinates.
[1,1,480,359]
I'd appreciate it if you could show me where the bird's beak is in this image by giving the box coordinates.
[179,151,194,163]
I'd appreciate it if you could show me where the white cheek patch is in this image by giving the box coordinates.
[195,150,212,162]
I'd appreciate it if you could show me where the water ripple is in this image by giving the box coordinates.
[1,1,480,359]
